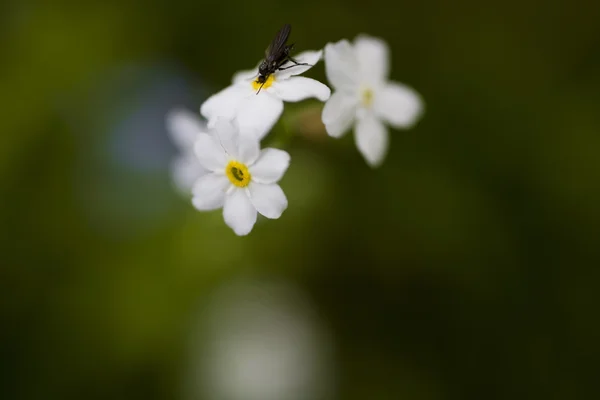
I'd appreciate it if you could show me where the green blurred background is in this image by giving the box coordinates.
[2,0,600,399]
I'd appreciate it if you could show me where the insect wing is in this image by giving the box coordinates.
[264,24,291,62]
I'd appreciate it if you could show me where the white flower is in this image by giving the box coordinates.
[322,35,424,167]
[200,50,331,140]
[192,119,290,236]
[188,279,335,400]
[166,108,208,194]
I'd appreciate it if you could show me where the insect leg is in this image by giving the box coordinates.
[277,62,311,71]
[256,80,266,95]
[287,56,307,65]
[278,55,311,70]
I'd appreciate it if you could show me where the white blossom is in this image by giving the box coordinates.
[322,35,424,167]
[200,50,330,140]
[192,119,290,235]
[186,278,335,400]
[166,108,208,194]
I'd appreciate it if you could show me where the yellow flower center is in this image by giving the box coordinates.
[361,88,374,107]
[252,74,275,92]
[226,160,251,188]
[362,88,374,108]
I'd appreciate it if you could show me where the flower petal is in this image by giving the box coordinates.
[247,183,288,219]
[324,40,359,91]
[166,108,206,149]
[235,92,284,140]
[200,84,250,123]
[223,189,257,236]
[272,76,331,102]
[354,34,390,84]
[191,174,230,210]
[275,50,323,80]
[322,91,357,138]
[211,118,239,159]
[172,155,207,194]
[232,63,260,84]
[249,148,290,184]
[194,133,227,171]
[374,82,424,128]
[237,134,260,165]
[355,114,389,167]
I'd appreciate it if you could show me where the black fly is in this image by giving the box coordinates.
[255,24,309,94]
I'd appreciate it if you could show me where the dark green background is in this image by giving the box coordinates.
[2,0,599,398]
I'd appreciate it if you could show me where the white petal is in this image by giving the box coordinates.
[247,183,288,219]
[272,76,331,102]
[235,93,284,140]
[200,84,250,122]
[237,134,260,165]
[324,40,359,91]
[374,82,424,128]
[211,118,239,159]
[322,91,357,138]
[194,133,227,171]
[249,148,290,184]
[191,174,230,210]
[210,119,260,164]
[275,50,323,80]
[232,63,260,84]
[166,108,206,149]
[223,189,257,236]
[354,34,390,84]
[172,155,207,194]
[355,114,389,167]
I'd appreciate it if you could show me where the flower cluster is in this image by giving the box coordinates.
[167,30,424,235]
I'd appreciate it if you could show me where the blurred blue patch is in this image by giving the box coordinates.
[69,61,207,239]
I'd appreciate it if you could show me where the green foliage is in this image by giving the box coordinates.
[1,0,600,399]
